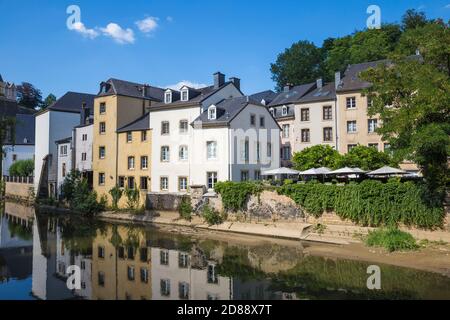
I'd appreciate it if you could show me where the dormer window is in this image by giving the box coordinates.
[269,108,275,117]
[181,88,189,101]
[164,90,172,104]
[208,105,217,120]
[261,99,266,106]
[282,106,288,116]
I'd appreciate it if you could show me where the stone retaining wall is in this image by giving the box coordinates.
[5,181,34,201]
[146,192,185,211]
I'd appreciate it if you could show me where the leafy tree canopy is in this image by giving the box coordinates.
[336,145,397,171]
[40,94,57,110]
[9,159,34,177]
[16,82,42,110]
[292,145,342,171]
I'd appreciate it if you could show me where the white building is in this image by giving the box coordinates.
[56,137,72,197]
[150,72,280,193]
[2,114,35,176]
[34,92,95,198]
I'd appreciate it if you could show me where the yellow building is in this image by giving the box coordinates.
[92,79,164,204]
[116,113,151,208]
[91,225,152,300]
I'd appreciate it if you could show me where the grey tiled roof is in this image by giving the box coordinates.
[267,83,316,107]
[298,82,336,103]
[117,113,150,133]
[98,78,165,101]
[268,105,295,119]
[45,92,96,114]
[249,90,277,105]
[14,114,35,145]
[55,137,72,144]
[337,60,389,92]
[191,96,263,127]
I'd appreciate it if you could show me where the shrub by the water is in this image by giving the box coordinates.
[178,196,193,221]
[202,204,224,225]
[365,228,418,252]
[109,185,123,210]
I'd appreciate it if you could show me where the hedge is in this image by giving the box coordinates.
[214,181,263,212]
[278,180,445,229]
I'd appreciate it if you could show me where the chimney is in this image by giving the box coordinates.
[80,102,89,125]
[316,78,323,89]
[214,72,225,89]
[334,72,341,90]
[283,84,293,93]
[229,77,241,91]
[142,84,150,97]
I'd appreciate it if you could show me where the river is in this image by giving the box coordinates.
[0,202,449,300]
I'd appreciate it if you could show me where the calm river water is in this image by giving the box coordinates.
[0,202,449,300]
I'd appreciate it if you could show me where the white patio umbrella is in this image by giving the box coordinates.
[261,167,301,176]
[367,166,407,176]
[329,167,366,175]
[299,167,332,175]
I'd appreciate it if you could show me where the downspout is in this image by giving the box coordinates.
[334,96,339,152]
[115,131,119,187]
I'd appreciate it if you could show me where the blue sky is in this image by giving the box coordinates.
[0,0,449,98]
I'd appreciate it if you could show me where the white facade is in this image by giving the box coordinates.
[74,124,93,172]
[2,145,35,176]
[56,140,72,196]
[34,110,81,196]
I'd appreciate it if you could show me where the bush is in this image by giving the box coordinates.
[109,185,123,210]
[124,186,140,210]
[202,204,225,225]
[214,181,263,212]
[9,159,34,177]
[178,196,193,221]
[61,170,81,201]
[365,228,418,252]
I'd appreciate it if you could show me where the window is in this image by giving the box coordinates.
[301,108,310,121]
[347,121,357,133]
[347,144,357,152]
[179,282,189,300]
[181,89,189,101]
[98,246,105,259]
[254,170,261,180]
[99,102,106,114]
[259,116,265,127]
[269,108,275,117]
[207,265,218,284]
[99,146,105,159]
[208,106,216,120]
[140,268,148,283]
[98,173,105,186]
[98,272,105,287]
[161,146,170,162]
[282,106,288,116]
[140,248,148,262]
[81,152,87,161]
[82,134,88,141]
[323,106,332,120]
[141,130,147,142]
[241,170,249,181]
[368,119,378,133]
[242,139,249,162]
[178,177,188,191]
[368,143,379,150]
[126,132,132,143]
[256,142,260,162]
[179,120,188,134]
[118,176,125,188]
[301,129,310,143]
[179,253,189,268]
[160,279,170,296]
[282,146,291,160]
[140,176,148,190]
[141,156,148,169]
[267,142,272,157]
[11,154,17,162]
[128,156,135,170]
[80,261,86,270]
[127,246,135,260]
[118,247,125,259]
[179,145,188,161]
[127,266,135,281]
[207,172,217,189]
[160,250,169,265]
[282,124,290,138]
[346,97,356,109]
[160,177,169,191]
[99,122,106,134]
[60,145,68,156]
[62,163,66,177]
[165,91,172,104]
[206,141,217,160]
[161,121,170,135]
[250,114,256,126]
[323,127,333,142]
[128,177,135,189]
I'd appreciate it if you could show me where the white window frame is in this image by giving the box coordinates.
[141,156,148,170]
[282,105,288,116]
[207,172,217,190]
[164,90,172,104]
[179,120,188,134]
[206,141,217,160]
[160,177,169,191]
[178,176,188,191]
[346,97,356,109]
[208,105,217,120]
[347,120,357,133]
[128,156,135,170]
[179,145,188,161]
[368,119,378,133]
[282,124,290,138]
[181,88,189,101]
[161,146,170,162]
[269,108,275,117]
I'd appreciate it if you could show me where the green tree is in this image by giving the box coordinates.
[109,185,123,210]
[292,145,341,171]
[16,82,42,110]
[361,21,450,199]
[0,117,15,177]
[337,145,397,171]
[270,40,324,90]
[401,9,428,31]
[40,94,56,110]
[8,159,34,176]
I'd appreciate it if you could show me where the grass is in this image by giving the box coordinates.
[365,228,419,252]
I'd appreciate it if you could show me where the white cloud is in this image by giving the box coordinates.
[165,80,208,90]
[71,22,99,39]
[135,17,159,33]
[100,23,135,44]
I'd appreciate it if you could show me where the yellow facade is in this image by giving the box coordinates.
[91,225,152,300]
[92,95,152,204]
[117,129,151,208]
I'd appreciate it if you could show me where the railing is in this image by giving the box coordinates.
[2,176,34,184]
